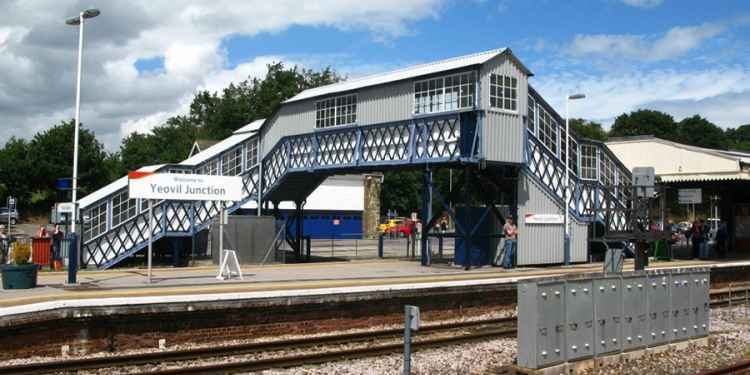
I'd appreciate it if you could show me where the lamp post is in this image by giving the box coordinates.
[564,93,585,266]
[65,8,100,284]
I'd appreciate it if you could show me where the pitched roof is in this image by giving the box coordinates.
[284,48,532,104]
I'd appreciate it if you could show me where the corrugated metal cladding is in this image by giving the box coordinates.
[261,80,414,157]
[516,171,588,265]
[479,54,528,164]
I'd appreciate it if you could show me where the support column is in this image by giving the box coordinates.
[294,200,305,260]
[463,167,472,270]
[421,167,432,266]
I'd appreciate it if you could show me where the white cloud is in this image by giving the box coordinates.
[532,67,750,128]
[621,0,663,8]
[568,22,726,61]
[0,0,446,150]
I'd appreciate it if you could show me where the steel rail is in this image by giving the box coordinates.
[0,317,515,375]
[692,358,750,375]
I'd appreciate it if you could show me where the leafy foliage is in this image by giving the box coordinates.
[11,242,31,265]
[677,115,727,149]
[609,109,679,141]
[569,119,607,141]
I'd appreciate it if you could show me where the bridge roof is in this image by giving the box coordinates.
[284,48,532,104]
[78,164,164,208]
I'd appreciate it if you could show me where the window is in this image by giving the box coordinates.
[111,190,137,227]
[168,168,190,174]
[538,106,557,155]
[245,138,258,168]
[560,125,578,175]
[222,147,242,176]
[489,74,518,111]
[600,153,615,187]
[414,71,476,115]
[580,145,598,180]
[197,159,218,175]
[84,202,107,239]
[527,95,536,134]
[315,94,357,128]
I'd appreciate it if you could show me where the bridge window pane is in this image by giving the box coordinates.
[414,71,475,115]
[316,94,357,129]
[489,74,517,111]
[197,159,218,175]
[538,106,557,155]
[84,202,107,239]
[580,145,598,180]
[245,138,258,168]
[600,153,615,187]
[222,147,242,176]
[112,190,137,227]
[561,126,578,176]
[527,95,536,134]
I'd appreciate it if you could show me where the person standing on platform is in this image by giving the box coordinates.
[502,216,517,269]
[0,225,6,264]
[690,220,702,260]
[716,221,728,259]
[699,219,710,259]
[51,224,64,270]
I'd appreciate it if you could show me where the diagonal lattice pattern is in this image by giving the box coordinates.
[84,113,467,269]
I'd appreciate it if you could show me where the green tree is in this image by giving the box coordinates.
[677,115,727,150]
[119,116,200,172]
[26,120,109,209]
[725,124,750,151]
[381,170,421,217]
[0,137,32,207]
[609,109,678,141]
[570,119,607,141]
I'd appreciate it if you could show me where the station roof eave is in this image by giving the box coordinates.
[78,164,164,208]
[658,172,750,183]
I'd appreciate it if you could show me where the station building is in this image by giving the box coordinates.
[608,136,750,253]
[77,48,631,269]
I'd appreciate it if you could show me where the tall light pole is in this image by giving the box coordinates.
[564,93,585,266]
[65,8,100,284]
[66,8,100,234]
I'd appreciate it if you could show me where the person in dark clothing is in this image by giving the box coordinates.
[51,224,64,269]
[690,220,701,260]
[699,219,710,259]
[716,222,728,259]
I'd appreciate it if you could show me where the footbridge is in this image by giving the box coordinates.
[78,48,631,269]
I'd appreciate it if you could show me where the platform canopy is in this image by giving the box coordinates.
[606,136,750,183]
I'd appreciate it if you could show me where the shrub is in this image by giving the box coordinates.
[12,242,30,265]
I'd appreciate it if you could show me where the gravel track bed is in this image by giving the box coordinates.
[0,309,514,372]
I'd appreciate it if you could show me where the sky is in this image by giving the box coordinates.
[0,0,749,151]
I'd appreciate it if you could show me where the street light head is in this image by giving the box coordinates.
[65,17,81,26]
[82,9,100,19]
[568,93,586,100]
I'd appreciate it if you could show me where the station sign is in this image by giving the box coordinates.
[128,171,243,201]
[524,213,564,224]
[678,188,702,204]
[56,202,75,214]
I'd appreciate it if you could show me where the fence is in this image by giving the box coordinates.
[303,234,455,260]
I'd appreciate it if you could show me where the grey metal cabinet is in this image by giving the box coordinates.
[594,277,622,355]
[690,270,710,336]
[621,275,647,351]
[537,281,566,367]
[647,273,671,346]
[566,280,594,360]
[670,271,692,341]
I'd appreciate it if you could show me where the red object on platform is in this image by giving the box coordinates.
[31,237,52,266]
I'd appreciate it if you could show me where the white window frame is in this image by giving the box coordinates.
[111,190,137,227]
[600,152,615,187]
[84,202,107,239]
[527,95,537,135]
[221,147,242,176]
[489,73,518,112]
[537,105,557,155]
[580,144,599,180]
[315,94,357,129]
[245,137,258,169]
[413,71,476,115]
[197,159,219,176]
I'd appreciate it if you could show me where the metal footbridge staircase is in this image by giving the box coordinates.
[79,110,630,269]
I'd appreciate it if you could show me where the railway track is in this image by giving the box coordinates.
[1,286,749,375]
[0,316,516,375]
[693,358,750,375]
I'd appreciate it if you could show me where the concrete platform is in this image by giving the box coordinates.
[0,258,743,315]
